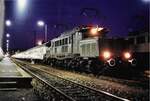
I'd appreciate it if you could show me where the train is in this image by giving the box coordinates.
[12,25,137,74]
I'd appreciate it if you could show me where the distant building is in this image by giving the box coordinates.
[126,31,149,68]
[127,32,149,53]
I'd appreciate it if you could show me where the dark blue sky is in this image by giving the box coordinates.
[4,0,149,51]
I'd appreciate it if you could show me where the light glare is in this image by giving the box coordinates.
[124,52,131,59]
[37,21,45,26]
[142,0,150,2]
[91,28,98,35]
[17,0,27,12]
[6,33,10,38]
[103,51,111,59]
[37,40,42,45]
[6,20,11,26]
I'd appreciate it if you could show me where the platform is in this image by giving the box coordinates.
[0,57,32,89]
[0,57,31,77]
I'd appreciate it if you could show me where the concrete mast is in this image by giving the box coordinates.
[0,0,5,56]
[0,0,4,47]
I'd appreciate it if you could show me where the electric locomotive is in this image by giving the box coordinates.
[43,25,136,73]
[12,25,136,73]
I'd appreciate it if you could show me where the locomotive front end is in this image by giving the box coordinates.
[98,38,136,68]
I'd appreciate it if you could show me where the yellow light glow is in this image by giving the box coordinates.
[103,51,111,59]
[90,28,98,35]
[124,52,131,59]
[90,27,104,35]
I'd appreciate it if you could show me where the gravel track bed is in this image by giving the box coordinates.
[0,88,41,101]
[34,65,148,101]
[15,60,149,101]
[25,65,124,101]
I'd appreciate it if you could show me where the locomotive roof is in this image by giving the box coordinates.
[55,26,101,38]
[59,27,80,37]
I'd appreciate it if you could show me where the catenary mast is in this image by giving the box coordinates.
[0,0,5,57]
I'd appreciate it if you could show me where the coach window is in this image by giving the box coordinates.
[64,38,66,44]
[56,41,58,46]
[56,41,59,46]
[57,41,59,46]
[61,39,63,45]
[59,40,61,46]
[57,40,60,46]
[62,39,64,45]
[66,38,68,44]
[69,37,71,44]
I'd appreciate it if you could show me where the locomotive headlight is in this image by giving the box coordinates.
[90,27,104,35]
[103,51,111,59]
[124,52,131,59]
[90,28,98,35]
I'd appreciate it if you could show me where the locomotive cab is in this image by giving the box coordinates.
[79,29,136,73]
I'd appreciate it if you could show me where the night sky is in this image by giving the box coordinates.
[4,0,149,51]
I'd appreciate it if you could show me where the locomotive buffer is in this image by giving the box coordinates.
[0,57,32,90]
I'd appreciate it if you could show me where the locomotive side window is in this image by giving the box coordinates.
[62,46,68,53]
[81,44,85,56]
[55,48,57,53]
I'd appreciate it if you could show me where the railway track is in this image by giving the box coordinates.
[14,60,130,101]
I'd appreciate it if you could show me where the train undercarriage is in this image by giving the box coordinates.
[33,56,137,76]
